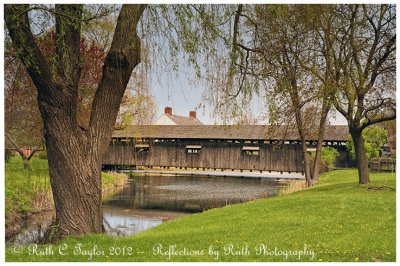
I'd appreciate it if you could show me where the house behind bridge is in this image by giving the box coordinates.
[103,124,354,173]
[153,107,203,125]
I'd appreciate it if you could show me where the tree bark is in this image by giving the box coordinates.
[311,130,324,183]
[5,4,146,241]
[44,113,103,241]
[311,97,330,183]
[351,130,370,184]
[288,78,313,187]
[300,137,312,187]
[292,93,312,187]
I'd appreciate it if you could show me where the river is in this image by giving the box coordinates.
[10,174,289,244]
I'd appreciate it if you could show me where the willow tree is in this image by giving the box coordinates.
[5,3,244,241]
[5,4,146,241]
[223,5,330,186]
[141,4,255,124]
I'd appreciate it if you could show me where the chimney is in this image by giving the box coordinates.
[189,111,196,119]
[165,106,172,116]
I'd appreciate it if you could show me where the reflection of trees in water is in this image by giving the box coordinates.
[109,175,284,212]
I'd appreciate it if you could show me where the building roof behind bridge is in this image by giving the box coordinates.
[112,125,350,142]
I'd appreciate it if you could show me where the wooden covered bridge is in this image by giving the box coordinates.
[103,125,353,173]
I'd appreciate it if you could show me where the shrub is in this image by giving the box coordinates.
[311,147,340,172]
[346,126,388,160]
[320,147,340,171]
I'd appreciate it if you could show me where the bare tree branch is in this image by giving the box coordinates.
[5,4,55,96]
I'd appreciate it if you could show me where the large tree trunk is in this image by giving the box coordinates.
[43,112,103,241]
[5,4,146,242]
[30,68,106,241]
[351,130,370,184]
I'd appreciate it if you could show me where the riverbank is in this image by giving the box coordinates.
[6,169,395,262]
[5,157,128,240]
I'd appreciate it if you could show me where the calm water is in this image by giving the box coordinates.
[10,174,288,244]
[105,175,286,211]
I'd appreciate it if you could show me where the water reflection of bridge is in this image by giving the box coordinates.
[103,125,353,173]
[104,175,284,213]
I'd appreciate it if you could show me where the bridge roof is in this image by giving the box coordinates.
[112,125,350,142]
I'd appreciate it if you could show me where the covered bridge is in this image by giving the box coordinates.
[103,125,353,173]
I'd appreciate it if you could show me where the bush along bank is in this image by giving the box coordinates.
[101,171,129,200]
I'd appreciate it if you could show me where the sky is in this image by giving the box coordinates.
[149,65,208,122]
[148,63,348,126]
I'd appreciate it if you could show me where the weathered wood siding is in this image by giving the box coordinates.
[103,139,305,172]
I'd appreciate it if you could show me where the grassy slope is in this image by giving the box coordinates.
[5,157,51,215]
[5,157,127,222]
[6,169,395,262]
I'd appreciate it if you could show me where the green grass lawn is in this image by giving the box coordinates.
[6,169,396,262]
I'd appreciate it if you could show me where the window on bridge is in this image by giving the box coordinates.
[242,146,260,156]
[135,144,150,152]
[186,145,202,154]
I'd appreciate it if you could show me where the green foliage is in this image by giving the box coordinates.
[101,171,127,188]
[312,147,339,171]
[5,157,127,217]
[38,150,47,160]
[5,157,50,215]
[5,149,14,163]
[6,170,395,262]
[346,126,388,160]
[102,171,128,201]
